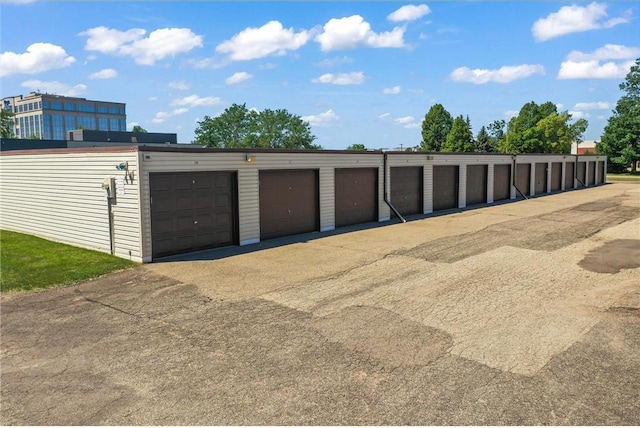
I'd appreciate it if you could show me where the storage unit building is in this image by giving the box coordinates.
[0,147,606,262]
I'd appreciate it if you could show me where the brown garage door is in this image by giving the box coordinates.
[550,163,562,192]
[259,169,319,240]
[565,162,574,190]
[598,161,606,184]
[493,164,511,201]
[335,168,378,228]
[433,165,459,211]
[515,164,531,198]
[390,167,423,216]
[588,161,596,185]
[577,162,586,188]
[150,171,237,259]
[466,165,487,206]
[534,163,547,195]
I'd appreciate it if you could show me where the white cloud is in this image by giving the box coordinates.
[504,110,519,118]
[80,26,203,65]
[556,103,565,110]
[225,71,253,85]
[148,96,158,101]
[450,64,545,84]
[170,94,223,107]
[169,80,190,90]
[315,15,405,51]
[532,2,630,42]
[378,113,391,120]
[20,79,87,97]
[88,68,117,79]
[567,44,640,61]
[127,121,140,130]
[0,43,75,77]
[312,72,365,85]
[573,101,611,110]
[383,86,401,95]
[152,108,188,124]
[302,109,339,127]
[216,21,309,61]
[558,45,638,79]
[315,56,354,68]
[387,4,431,22]
[569,110,590,119]
[394,116,414,124]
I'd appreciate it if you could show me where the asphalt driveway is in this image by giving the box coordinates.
[2,182,639,425]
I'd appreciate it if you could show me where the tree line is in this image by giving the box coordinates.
[1,59,636,172]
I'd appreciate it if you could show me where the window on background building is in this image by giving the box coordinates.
[65,116,76,133]
[120,119,126,131]
[110,118,118,131]
[52,101,62,110]
[35,115,42,138]
[28,103,33,111]
[43,101,50,109]
[98,106,108,114]
[43,115,51,139]
[28,115,35,137]
[78,116,96,130]
[19,117,25,138]
[37,101,42,109]
[64,102,75,111]
[52,115,63,139]
[109,106,119,114]
[99,117,108,131]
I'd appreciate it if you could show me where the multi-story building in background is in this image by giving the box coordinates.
[1,92,126,140]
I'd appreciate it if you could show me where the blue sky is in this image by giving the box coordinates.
[1,1,638,148]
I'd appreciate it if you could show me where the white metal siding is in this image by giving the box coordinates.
[0,151,141,261]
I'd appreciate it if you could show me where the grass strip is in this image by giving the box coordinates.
[1,230,138,292]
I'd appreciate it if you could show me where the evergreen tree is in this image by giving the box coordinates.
[420,104,453,151]
[442,115,474,152]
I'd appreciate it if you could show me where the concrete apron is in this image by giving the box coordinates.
[145,183,640,376]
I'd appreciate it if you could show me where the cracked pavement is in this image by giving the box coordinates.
[1,182,639,425]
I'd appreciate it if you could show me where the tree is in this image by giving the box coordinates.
[132,125,148,133]
[599,58,640,172]
[346,143,367,151]
[194,103,320,149]
[442,115,474,152]
[487,119,505,152]
[421,103,453,151]
[474,126,491,152]
[1,108,15,138]
[500,101,587,154]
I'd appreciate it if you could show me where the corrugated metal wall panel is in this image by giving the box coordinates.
[319,167,335,231]
[0,152,142,261]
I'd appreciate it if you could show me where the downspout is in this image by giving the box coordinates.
[104,185,115,255]
[512,155,528,199]
[383,152,406,223]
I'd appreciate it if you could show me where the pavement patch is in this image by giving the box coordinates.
[579,239,640,274]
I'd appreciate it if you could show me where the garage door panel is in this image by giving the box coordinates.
[577,162,586,188]
[493,164,511,201]
[466,165,487,206]
[551,163,562,191]
[588,161,596,185]
[515,164,530,197]
[391,167,423,216]
[433,165,459,211]
[535,163,547,195]
[565,162,574,189]
[150,171,238,259]
[259,170,319,240]
[335,168,378,227]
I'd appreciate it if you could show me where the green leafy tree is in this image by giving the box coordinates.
[442,115,474,152]
[1,108,15,138]
[132,125,148,133]
[346,143,367,151]
[474,126,491,152]
[421,103,453,151]
[501,101,587,154]
[487,119,505,152]
[599,58,640,173]
[194,103,320,149]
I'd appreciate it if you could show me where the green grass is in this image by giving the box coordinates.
[606,173,640,182]
[1,230,138,292]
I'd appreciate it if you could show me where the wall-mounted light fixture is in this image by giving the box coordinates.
[115,161,134,183]
[426,155,433,160]
[245,154,256,163]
